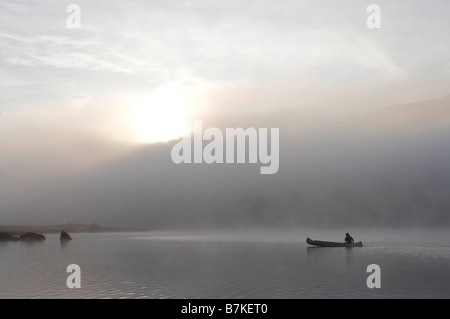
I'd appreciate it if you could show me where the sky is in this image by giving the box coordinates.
[1,0,449,228]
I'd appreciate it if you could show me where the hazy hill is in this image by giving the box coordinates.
[2,94,450,229]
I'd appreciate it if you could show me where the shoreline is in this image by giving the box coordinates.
[0,223,130,236]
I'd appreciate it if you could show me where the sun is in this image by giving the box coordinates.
[128,85,192,144]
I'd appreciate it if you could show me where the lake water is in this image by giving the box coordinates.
[1,229,449,299]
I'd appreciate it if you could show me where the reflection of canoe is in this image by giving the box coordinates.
[306,237,363,247]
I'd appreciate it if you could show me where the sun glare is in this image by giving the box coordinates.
[128,86,192,144]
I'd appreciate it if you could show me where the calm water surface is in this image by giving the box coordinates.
[1,229,449,298]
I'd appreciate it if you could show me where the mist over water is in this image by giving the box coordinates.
[2,94,450,230]
[1,229,449,299]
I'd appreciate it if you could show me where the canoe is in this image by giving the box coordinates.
[306,237,363,247]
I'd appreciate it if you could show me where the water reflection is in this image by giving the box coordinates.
[20,240,45,247]
[345,246,354,265]
[60,240,71,250]
[306,246,358,266]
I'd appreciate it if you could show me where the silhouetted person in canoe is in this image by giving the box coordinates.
[345,233,354,244]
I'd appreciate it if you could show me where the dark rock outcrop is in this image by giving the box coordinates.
[19,232,46,241]
[60,230,72,240]
[0,231,13,241]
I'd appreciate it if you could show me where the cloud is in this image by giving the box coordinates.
[3,0,446,88]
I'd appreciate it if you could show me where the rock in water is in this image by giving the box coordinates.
[19,232,46,241]
[60,230,72,240]
[0,231,13,241]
